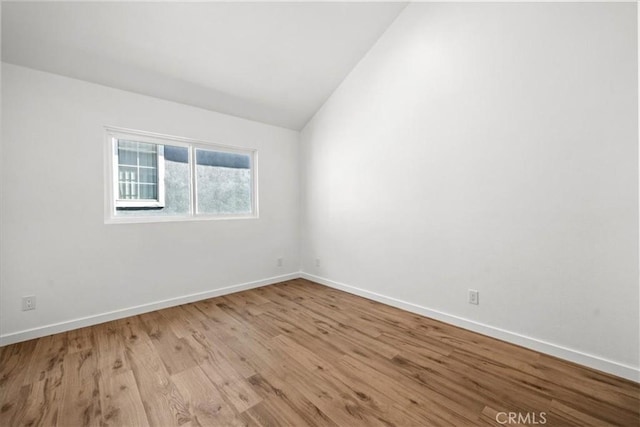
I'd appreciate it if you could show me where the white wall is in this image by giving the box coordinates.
[300,3,639,379]
[1,63,299,343]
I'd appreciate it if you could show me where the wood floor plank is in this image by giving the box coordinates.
[227,328,389,427]
[260,305,399,361]
[184,332,262,413]
[20,333,68,387]
[159,305,199,339]
[548,398,613,427]
[259,291,395,355]
[306,348,465,427]
[16,333,68,427]
[202,298,281,341]
[0,339,38,424]
[66,326,94,355]
[93,321,130,375]
[20,376,62,426]
[0,383,31,427]
[242,400,293,427]
[58,349,102,427]
[123,319,192,426]
[1,279,638,426]
[264,360,390,426]
[99,370,150,427]
[175,304,259,379]
[171,366,240,426]
[244,397,316,427]
[247,373,338,427]
[444,350,552,412]
[140,310,198,376]
[340,353,479,426]
[537,353,640,402]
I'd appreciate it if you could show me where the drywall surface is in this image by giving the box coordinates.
[1,63,299,340]
[301,3,639,376]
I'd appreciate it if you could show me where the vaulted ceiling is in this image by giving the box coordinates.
[2,2,407,130]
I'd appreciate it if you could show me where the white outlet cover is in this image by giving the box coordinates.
[468,290,479,305]
[22,295,36,311]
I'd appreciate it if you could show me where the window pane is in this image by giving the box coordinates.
[161,146,190,215]
[115,142,190,217]
[136,142,157,153]
[118,140,138,150]
[118,147,137,166]
[139,183,157,200]
[195,148,252,215]
[138,151,157,168]
[138,167,157,184]
[118,166,137,199]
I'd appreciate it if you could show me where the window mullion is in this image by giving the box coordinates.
[136,141,140,200]
[190,145,197,216]
[112,137,119,209]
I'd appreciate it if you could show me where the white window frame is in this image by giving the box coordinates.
[104,126,258,224]
[113,141,165,208]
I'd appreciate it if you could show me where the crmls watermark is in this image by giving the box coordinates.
[495,412,547,425]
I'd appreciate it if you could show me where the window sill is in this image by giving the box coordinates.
[104,214,259,225]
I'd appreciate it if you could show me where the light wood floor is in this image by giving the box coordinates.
[1,279,638,426]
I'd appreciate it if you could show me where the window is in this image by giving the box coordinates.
[195,148,253,215]
[105,127,257,223]
[115,140,165,208]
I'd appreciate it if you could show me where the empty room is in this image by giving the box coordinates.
[0,1,638,426]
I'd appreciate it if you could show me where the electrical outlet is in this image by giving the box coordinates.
[315,258,321,267]
[468,289,479,305]
[277,257,283,267]
[22,295,36,311]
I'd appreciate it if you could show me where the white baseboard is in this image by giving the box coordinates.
[300,272,640,383]
[0,272,300,347]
